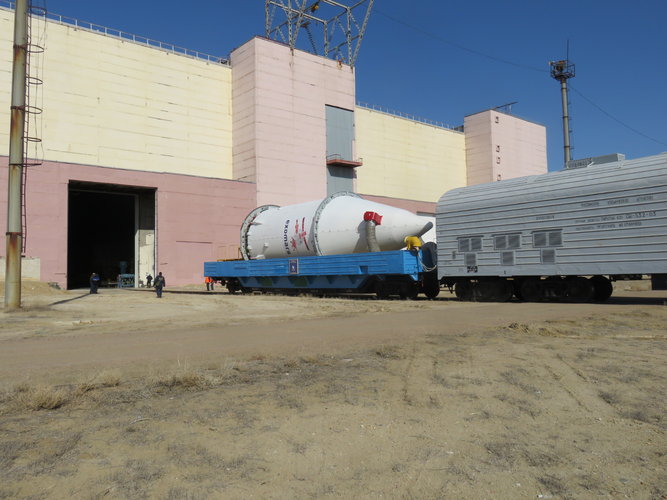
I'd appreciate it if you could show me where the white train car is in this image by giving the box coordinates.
[436,153,667,301]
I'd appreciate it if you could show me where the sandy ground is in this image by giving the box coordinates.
[0,280,666,499]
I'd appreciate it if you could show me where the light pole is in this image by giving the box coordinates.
[5,0,28,309]
[549,59,575,168]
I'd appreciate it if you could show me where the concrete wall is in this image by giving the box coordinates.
[0,257,40,280]
[0,8,233,179]
[355,108,467,203]
[0,156,256,288]
[464,110,547,186]
[231,37,356,207]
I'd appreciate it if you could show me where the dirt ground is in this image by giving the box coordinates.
[0,280,666,499]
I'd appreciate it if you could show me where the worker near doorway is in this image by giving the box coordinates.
[89,272,100,294]
[205,276,214,291]
[146,274,153,288]
[154,272,166,298]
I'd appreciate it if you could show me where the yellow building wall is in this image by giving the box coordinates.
[0,10,12,153]
[355,107,467,203]
[0,9,233,179]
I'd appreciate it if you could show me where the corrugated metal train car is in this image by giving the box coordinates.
[435,153,667,301]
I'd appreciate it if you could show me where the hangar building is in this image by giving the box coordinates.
[0,4,547,288]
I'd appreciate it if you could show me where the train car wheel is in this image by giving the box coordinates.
[422,273,440,299]
[494,279,514,302]
[590,276,613,302]
[423,283,440,299]
[519,278,543,302]
[226,279,241,294]
[375,282,390,300]
[474,280,512,302]
[454,281,472,301]
[564,277,594,303]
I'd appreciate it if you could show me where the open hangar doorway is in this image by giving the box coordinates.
[67,181,156,289]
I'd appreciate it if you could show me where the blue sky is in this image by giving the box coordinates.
[38,0,667,171]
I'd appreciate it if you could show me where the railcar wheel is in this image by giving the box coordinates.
[226,279,241,294]
[399,286,419,300]
[590,275,613,302]
[454,280,473,301]
[423,283,440,299]
[494,279,514,302]
[564,277,594,303]
[519,278,543,302]
[375,282,391,300]
[422,273,441,299]
[474,280,513,302]
[543,276,565,301]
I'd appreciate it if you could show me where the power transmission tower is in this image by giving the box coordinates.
[265,0,374,67]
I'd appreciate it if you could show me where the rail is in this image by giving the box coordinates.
[0,0,229,65]
[356,102,462,131]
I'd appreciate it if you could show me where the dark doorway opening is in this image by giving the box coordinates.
[67,186,136,289]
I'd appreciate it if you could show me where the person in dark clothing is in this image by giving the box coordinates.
[154,272,165,298]
[89,272,100,294]
[146,274,153,288]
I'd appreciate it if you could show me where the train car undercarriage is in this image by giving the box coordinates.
[445,275,615,303]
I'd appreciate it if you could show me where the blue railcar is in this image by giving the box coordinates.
[204,247,439,299]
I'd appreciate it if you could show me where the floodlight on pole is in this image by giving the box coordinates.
[549,58,575,168]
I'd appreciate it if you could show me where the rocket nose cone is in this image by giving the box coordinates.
[374,211,434,250]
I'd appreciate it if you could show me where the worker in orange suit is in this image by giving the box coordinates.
[205,276,214,291]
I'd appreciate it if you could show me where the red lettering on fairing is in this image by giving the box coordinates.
[300,217,310,251]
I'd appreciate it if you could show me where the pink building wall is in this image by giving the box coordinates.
[231,37,356,207]
[464,110,547,186]
[0,157,256,288]
[360,194,436,215]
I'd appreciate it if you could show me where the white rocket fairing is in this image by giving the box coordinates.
[241,192,433,260]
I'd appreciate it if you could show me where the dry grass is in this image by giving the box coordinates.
[374,344,405,359]
[13,385,69,411]
[0,312,665,499]
[151,369,214,390]
[506,308,667,339]
[0,354,356,416]
[95,370,122,387]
